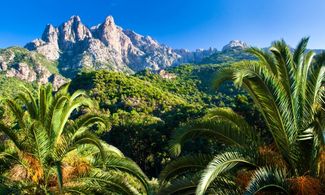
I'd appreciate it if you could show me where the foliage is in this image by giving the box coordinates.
[70,70,200,177]
[0,83,151,194]
[0,74,36,97]
[70,66,261,178]
[1,36,323,194]
[160,38,325,194]
[200,50,255,64]
[0,47,59,74]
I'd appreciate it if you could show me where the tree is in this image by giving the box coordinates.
[0,83,151,194]
[159,38,325,194]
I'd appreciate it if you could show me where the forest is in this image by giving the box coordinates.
[0,38,324,194]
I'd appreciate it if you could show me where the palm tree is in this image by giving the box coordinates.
[0,83,152,194]
[159,37,325,194]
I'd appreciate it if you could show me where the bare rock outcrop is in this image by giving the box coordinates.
[0,47,68,89]
[25,15,219,77]
[222,40,248,52]
[49,74,68,91]
[6,63,37,82]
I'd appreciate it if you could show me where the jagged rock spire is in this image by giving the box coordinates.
[25,15,217,77]
[41,24,58,43]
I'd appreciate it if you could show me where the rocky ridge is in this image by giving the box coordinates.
[0,15,251,87]
[25,15,217,77]
[0,47,67,90]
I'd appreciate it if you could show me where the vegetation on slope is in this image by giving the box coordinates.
[70,66,263,178]
[200,50,255,64]
[0,47,59,74]
[159,37,325,194]
[0,74,36,97]
[1,37,322,194]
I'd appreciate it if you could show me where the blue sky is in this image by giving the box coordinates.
[1,0,325,50]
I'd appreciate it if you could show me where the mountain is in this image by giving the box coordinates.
[222,40,248,52]
[25,16,216,77]
[201,40,254,64]
[2,15,325,86]
[0,47,67,90]
[0,15,240,91]
[174,48,218,64]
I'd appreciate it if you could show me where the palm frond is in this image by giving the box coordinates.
[67,113,108,136]
[212,67,235,89]
[100,155,152,194]
[293,37,309,67]
[244,166,289,195]
[0,123,23,150]
[2,98,26,129]
[53,97,94,143]
[196,150,258,195]
[55,161,63,194]
[170,108,260,156]
[245,47,277,75]
[205,107,260,143]
[159,154,213,184]
[16,86,38,120]
[158,174,200,195]
[100,141,124,157]
[29,121,50,165]
[74,169,142,195]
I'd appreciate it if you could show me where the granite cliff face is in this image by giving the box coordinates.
[174,48,218,64]
[25,16,216,77]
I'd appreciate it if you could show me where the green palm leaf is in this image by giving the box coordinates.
[196,150,258,195]
[74,169,142,195]
[0,83,149,194]
[170,108,260,156]
[100,156,152,194]
[159,154,213,184]
[244,166,289,195]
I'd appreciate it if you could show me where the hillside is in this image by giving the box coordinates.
[0,47,67,89]
[69,64,264,177]
[201,50,255,64]
[25,16,217,77]
[1,1,324,193]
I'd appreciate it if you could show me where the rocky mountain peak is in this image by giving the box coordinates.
[104,15,115,26]
[70,15,81,22]
[41,24,58,43]
[25,15,217,77]
[94,15,125,48]
[58,15,92,46]
[222,40,248,52]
